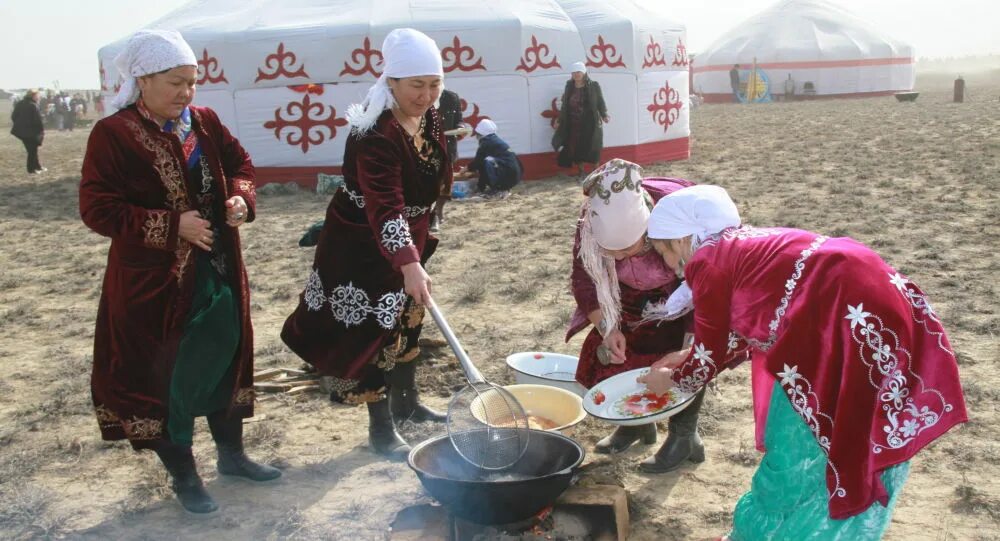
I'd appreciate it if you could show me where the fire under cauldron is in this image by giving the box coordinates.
[407,429,585,525]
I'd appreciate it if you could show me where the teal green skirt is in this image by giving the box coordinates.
[167,254,240,445]
[730,381,910,541]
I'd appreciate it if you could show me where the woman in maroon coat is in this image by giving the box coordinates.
[80,30,278,514]
[282,29,452,461]
[567,159,703,471]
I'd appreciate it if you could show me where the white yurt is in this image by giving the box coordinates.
[692,0,915,103]
[97,0,691,185]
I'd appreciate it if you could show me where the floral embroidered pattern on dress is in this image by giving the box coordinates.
[777,363,847,499]
[889,272,954,355]
[743,235,828,352]
[94,404,120,428]
[343,186,366,208]
[234,388,255,406]
[325,282,406,330]
[143,211,170,249]
[381,216,413,254]
[676,342,717,393]
[123,416,164,440]
[342,186,431,218]
[844,303,954,454]
[304,269,325,311]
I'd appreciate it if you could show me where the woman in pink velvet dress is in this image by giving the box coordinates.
[566,159,702,472]
[641,185,968,540]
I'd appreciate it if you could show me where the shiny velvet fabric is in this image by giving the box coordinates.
[670,226,968,519]
[567,177,694,388]
[80,105,258,450]
[281,109,451,392]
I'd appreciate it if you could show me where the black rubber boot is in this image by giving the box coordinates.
[207,411,282,482]
[154,441,218,514]
[389,361,446,423]
[640,388,706,473]
[594,424,657,454]
[368,398,411,460]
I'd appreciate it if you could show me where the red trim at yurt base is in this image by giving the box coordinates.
[691,57,913,74]
[255,137,690,188]
[699,89,901,104]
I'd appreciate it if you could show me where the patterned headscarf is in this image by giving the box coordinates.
[111,30,197,111]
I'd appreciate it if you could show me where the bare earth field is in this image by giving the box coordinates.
[0,74,998,540]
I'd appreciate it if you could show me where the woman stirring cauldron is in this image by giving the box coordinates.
[639,185,968,540]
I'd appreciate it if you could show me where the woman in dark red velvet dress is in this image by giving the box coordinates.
[282,28,452,461]
[80,30,278,514]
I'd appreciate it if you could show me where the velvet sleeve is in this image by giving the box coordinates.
[79,122,181,252]
[671,258,736,393]
[570,213,600,316]
[467,142,488,173]
[204,108,257,223]
[355,134,420,270]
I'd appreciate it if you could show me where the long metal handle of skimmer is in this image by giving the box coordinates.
[426,298,485,384]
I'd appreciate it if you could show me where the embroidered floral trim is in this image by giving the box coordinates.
[889,272,954,356]
[676,342,716,393]
[322,282,406,330]
[341,187,430,219]
[94,404,121,427]
[744,235,828,352]
[143,211,170,249]
[327,376,361,393]
[727,331,748,355]
[404,205,432,218]
[339,388,387,405]
[699,225,784,249]
[304,269,325,311]
[777,363,846,499]
[844,303,953,454]
[123,416,164,440]
[236,179,256,199]
[380,215,414,254]
[234,387,255,406]
[343,186,366,208]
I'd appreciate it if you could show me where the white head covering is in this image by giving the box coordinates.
[474,118,497,137]
[648,185,741,245]
[577,159,650,335]
[570,61,587,74]
[346,28,444,134]
[111,30,197,111]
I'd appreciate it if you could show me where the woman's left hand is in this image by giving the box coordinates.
[225,196,248,227]
[637,366,674,396]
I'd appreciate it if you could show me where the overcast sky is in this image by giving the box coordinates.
[1,0,996,89]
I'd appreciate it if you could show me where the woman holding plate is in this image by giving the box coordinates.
[640,185,967,539]
[567,158,705,472]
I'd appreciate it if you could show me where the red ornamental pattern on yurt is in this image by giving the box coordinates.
[586,35,627,69]
[441,36,486,73]
[340,37,383,78]
[460,99,490,128]
[256,43,310,82]
[197,49,229,85]
[647,80,684,132]
[541,98,560,129]
[516,35,561,73]
[672,39,689,67]
[263,93,348,153]
[642,36,666,69]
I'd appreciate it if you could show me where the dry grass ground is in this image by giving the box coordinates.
[0,72,997,540]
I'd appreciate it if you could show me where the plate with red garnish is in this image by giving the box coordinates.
[582,368,697,426]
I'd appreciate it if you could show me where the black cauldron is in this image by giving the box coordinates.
[408,429,585,525]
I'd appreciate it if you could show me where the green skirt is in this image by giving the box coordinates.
[730,381,910,541]
[167,254,240,445]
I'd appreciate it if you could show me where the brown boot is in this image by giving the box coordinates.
[594,424,657,454]
[640,389,706,473]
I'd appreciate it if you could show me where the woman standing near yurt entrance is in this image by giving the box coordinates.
[282,28,452,461]
[552,62,610,179]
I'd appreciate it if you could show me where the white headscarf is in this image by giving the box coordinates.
[346,28,444,134]
[111,30,197,112]
[578,159,650,334]
[648,185,741,245]
[474,118,497,137]
[570,61,587,74]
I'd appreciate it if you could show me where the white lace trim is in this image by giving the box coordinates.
[699,225,784,249]
[844,302,954,454]
[381,215,413,254]
[744,235,828,352]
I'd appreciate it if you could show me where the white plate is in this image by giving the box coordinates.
[582,368,696,426]
[505,352,586,396]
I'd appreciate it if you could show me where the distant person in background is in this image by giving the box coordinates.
[94,93,105,116]
[553,61,609,179]
[10,89,46,174]
[71,93,88,118]
[730,64,741,102]
[55,93,69,130]
[432,88,463,232]
[784,74,795,101]
[455,119,522,198]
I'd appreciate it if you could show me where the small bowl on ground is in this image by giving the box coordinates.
[505,352,586,396]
